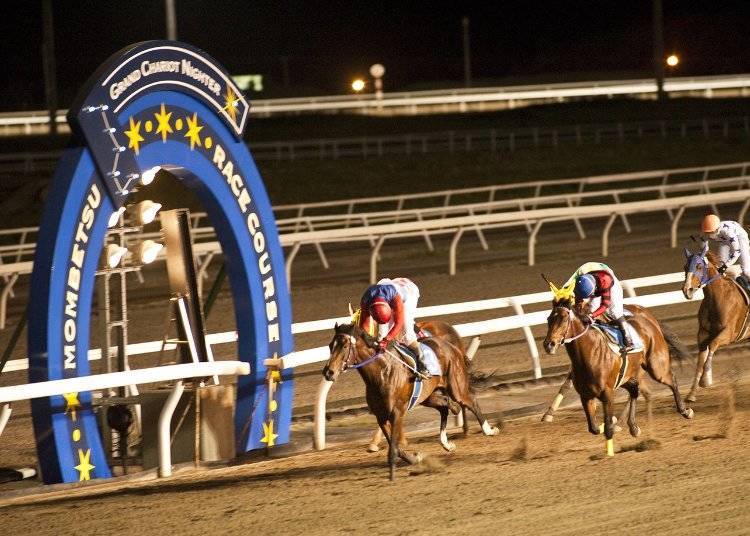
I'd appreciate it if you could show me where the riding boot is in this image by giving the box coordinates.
[408,341,429,379]
[615,317,634,353]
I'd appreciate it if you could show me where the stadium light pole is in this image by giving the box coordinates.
[652,0,666,101]
[41,0,58,136]
[165,0,177,40]
[462,16,472,88]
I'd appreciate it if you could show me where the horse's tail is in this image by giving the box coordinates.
[658,320,693,363]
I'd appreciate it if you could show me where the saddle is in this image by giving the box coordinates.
[393,343,442,377]
[592,321,644,355]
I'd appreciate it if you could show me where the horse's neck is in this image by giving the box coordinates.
[566,315,606,360]
[354,344,389,386]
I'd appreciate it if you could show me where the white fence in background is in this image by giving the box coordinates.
[0,183,747,328]
[1,74,749,136]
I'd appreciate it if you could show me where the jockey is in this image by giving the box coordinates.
[565,262,632,352]
[358,277,426,376]
[701,214,750,281]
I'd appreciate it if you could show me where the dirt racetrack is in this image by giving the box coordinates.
[2,373,749,535]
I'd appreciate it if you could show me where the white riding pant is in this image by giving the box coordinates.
[718,233,750,279]
[376,277,420,344]
[587,280,625,322]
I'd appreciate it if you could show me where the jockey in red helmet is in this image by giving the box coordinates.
[358,277,426,375]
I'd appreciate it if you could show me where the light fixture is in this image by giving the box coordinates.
[107,207,125,228]
[131,240,163,264]
[666,54,679,67]
[351,78,365,92]
[105,244,128,268]
[129,200,162,226]
[140,166,161,186]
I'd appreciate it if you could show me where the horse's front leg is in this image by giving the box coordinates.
[582,396,599,435]
[542,370,573,422]
[623,380,641,437]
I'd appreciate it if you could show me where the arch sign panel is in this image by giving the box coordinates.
[28,41,294,484]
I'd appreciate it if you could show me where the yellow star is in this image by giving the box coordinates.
[74,448,95,481]
[184,112,203,150]
[63,392,81,422]
[154,103,173,143]
[124,116,145,155]
[223,86,240,123]
[260,420,278,447]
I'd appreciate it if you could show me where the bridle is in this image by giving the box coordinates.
[334,332,382,372]
[685,253,721,289]
[550,305,590,344]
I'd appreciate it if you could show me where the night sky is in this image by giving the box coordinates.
[2,1,749,110]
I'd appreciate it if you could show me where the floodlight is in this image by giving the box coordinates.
[140,166,161,186]
[130,200,162,226]
[107,207,125,228]
[351,79,365,92]
[132,240,163,264]
[105,244,128,268]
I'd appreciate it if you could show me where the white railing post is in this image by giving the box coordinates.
[158,380,184,478]
[314,379,334,450]
[509,299,542,379]
[0,403,11,438]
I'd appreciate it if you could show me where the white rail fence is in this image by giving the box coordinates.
[1,74,749,135]
[2,270,696,453]
[0,361,251,478]
[0,186,747,328]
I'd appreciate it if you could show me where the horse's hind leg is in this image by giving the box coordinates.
[649,364,694,419]
[582,396,599,435]
[422,391,456,451]
[623,380,641,437]
[445,361,500,436]
[542,370,573,423]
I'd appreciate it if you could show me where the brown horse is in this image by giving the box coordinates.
[323,323,499,480]
[543,299,693,449]
[365,320,474,451]
[682,245,750,402]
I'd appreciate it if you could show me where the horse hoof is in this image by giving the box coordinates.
[699,377,712,388]
[367,444,380,453]
[629,425,642,438]
[682,408,695,419]
[413,452,425,464]
[442,441,456,453]
[487,426,500,436]
[542,413,554,423]
[686,393,697,403]
[613,424,623,433]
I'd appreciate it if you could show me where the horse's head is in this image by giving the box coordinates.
[543,299,575,355]
[683,241,711,300]
[322,323,377,381]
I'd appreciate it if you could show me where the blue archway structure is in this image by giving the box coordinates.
[28,41,293,484]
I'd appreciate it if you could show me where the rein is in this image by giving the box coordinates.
[562,308,590,343]
[337,333,423,376]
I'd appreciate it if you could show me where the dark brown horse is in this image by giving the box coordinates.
[323,323,499,480]
[365,320,474,451]
[543,299,693,453]
[682,245,750,402]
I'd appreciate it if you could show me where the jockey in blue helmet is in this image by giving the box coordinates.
[570,263,632,352]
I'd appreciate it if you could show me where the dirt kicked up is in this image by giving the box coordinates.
[2,377,748,536]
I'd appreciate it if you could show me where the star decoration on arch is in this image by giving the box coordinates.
[260,420,278,447]
[223,86,240,124]
[124,116,144,155]
[74,448,95,481]
[184,112,203,150]
[154,103,173,143]
[63,392,81,422]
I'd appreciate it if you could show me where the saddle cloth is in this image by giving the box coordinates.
[394,342,442,376]
[592,321,644,355]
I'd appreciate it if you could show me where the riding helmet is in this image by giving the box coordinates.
[701,214,720,234]
[574,274,597,299]
[369,299,392,323]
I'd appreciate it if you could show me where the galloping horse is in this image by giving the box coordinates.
[365,320,473,452]
[323,322,499,480]
[682,244,750,402]
[543,297,693,452]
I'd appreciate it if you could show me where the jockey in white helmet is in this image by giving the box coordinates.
[701,214,750,281]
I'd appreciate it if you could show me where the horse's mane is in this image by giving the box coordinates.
[335,322,378,348]
[706,250,722,266]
